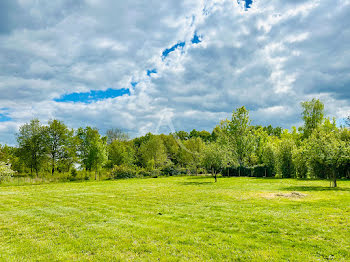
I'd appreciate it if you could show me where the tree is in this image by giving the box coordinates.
[107,140,135,167]
[202,143,225,182]
[160,134,179,164]
[177,137,204,173]
[261,137,278,177]
[46,119,74,174]
[277,137,295,178]
[226,106,254,175]
[76,127,107,177]
[106,128,129,144]
[139,135,167,169]
[301,98,324,138]
[175,131,189,141]
[305,123,349,187]
[17,119,47,176]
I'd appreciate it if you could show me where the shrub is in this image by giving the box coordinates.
[110,165,138,179]
[161,165,180,176]
[275,173,283,179]
[69,168,78,181]
[0,162,15,182]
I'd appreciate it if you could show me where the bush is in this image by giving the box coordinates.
[110,165,138,179]
[161,165,180,176]
[275,173,283,179]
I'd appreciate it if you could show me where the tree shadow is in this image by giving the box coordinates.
[184,175,214,180]
[180,181,214,186]
[280,186,350,192]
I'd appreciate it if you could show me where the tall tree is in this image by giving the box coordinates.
[46,119,73,175]
[17,119,47,176]
[227,106,254,175]
[76,127,107,176]
[301,98,324,138]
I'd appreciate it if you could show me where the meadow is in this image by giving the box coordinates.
[0,177,349,261]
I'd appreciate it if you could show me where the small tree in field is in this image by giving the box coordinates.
[202,143,225,182]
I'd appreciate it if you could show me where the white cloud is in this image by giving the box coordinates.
[0,0,349,145]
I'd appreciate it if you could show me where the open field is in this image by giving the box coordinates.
[0,177,349,261]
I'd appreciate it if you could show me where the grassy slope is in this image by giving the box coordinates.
[0,177,349,261]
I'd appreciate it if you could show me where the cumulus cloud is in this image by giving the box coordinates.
[0,0,349,145]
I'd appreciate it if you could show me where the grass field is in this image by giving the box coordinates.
[0,177,349,261]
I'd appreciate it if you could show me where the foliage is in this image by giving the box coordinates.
[16,119,48,175]
[3,98,350,187]
[138,135,167,169]
[76,127,108,172]
[110,165,138,179]
[106,128,129,144]
[107,140,135,167]
[46,119,76,174]
[300,98,324,138]
[0,161,14,182]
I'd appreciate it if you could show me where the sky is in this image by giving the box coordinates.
[0,0,349,145]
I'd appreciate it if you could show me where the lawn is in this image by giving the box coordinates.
[0,177,349,261]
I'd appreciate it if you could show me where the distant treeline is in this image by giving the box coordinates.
[0,99,349,187]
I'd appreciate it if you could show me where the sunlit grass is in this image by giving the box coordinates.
[0,177,349,261]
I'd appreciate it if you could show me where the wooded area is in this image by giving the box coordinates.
[1,99,349,187]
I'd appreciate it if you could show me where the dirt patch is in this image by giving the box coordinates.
[261,192,307,199]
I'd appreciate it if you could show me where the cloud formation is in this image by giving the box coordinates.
[0,0,349,145]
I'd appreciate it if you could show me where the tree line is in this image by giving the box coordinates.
[0,99,349,187]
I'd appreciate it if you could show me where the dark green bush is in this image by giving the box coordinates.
[110,165,138,179]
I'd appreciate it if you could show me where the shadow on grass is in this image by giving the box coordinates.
[281,186,350,192]
[180,181,214,185]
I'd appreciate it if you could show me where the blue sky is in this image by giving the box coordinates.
[0,0,349,144]
[55,88,130,103]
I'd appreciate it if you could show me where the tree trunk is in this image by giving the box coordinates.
[239,167,241,177]
[264,168,267,177]
[212,168,217,182]
[332,169,337,188]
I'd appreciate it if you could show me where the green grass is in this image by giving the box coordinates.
[0,177,349,261]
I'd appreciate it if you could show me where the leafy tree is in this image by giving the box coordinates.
[160,134,179,164]
[107,140,135,167]
[202,143,225,182]
[175,131,189,141]
[261,137,278,177]
[277,136,295,178]
[226,106,254,175]
[177,137,204,173]
[139,135,167,169]
[106,128,129,144]
[17,119,47,176]
[76,127,107,176]
[305,123,349,187]
[300,98,324,138]
[46,119,74,174]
